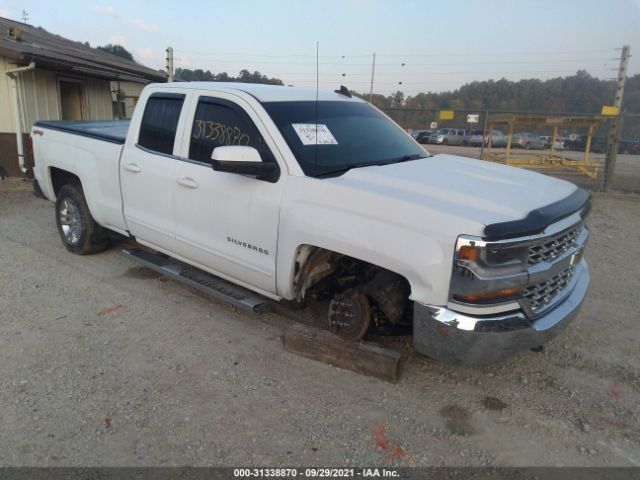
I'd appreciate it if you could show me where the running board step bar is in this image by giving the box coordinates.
[122,248,269,313]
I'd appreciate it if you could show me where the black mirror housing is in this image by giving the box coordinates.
[211,160,279,182]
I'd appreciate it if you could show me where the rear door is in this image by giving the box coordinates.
[121,92,186,252]
[172,92,285,294]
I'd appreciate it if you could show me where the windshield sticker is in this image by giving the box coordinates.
[292,124,338,145]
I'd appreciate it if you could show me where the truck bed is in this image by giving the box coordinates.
[34,120,130,145]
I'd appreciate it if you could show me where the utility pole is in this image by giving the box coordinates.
[603,45,630,191]
[21,10,29,23]
[479,110,489,160]
[369,53,376,103]
[165,47,174,82]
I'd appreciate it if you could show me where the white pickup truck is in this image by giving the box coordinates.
[30,82,590,365]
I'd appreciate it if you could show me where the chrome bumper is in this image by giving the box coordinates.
[413,260,589,366]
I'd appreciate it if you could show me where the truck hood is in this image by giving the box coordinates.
[326,154,578,237]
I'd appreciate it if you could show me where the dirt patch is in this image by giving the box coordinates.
[482,397,509,411]
[0,177,32,192]
[439,405,476,436]
[124,266,163,280]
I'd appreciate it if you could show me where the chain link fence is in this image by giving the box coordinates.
[380,108,640,193]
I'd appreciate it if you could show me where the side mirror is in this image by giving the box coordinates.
[211,146,279,181]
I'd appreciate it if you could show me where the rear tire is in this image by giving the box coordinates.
[55,183,108,255]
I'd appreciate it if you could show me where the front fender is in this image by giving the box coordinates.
[276,186,455,305]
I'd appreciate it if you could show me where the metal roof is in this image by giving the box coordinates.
[0,16,166,82]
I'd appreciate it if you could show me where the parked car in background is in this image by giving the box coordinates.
[411,129,427,139]
[540,136,566,150]
[619,139,640,155]
[565,136,607,153]
[415,130,434,144]
[553,138,566,150]
[427,129,448,145]
[429,128,466,145]
[463,129,484,146]
[539,136,551,148]
[512,133,546,150]
[469,130,507,148]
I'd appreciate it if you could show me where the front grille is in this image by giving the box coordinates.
[523,266,575,314]
[528,224,581,265]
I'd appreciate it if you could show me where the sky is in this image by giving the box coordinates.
[0,0,638,96]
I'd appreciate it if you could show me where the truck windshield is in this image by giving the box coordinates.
[262,101,428,177]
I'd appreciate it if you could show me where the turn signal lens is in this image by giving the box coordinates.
[453,288,523,304]
[457,245,478,262]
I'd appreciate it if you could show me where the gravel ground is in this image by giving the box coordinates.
[0,177,639,467]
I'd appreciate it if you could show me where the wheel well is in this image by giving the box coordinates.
[292,245,412,326]
[50,168,81,197]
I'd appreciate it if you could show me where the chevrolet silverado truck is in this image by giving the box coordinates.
[30,82,590,365]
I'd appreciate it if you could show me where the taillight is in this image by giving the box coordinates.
[26,135,35,168]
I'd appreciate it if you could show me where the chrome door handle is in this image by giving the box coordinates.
[123,163,141,173]
[176,177,199,189]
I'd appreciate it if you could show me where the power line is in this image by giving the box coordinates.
[175,57,612,67]
[173,49,367,58]
[374,49,617,57]
[269,68,615,77]
[173,48,617,58]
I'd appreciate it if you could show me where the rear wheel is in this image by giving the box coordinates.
[56,183,108,255]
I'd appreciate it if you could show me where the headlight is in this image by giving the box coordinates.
[450,236,529,306]
[455,238,529,274]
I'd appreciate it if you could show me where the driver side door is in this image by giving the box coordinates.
[172,93,285,295]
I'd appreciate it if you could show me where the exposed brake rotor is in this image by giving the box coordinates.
[328,293,371,342]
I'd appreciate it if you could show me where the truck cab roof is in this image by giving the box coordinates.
[147,82,366,103]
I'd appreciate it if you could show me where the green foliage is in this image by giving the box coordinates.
[97,44,135,62]
[175,67,283,85]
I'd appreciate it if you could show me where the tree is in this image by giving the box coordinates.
[97,44,134,62]
[174,67,283,85]
[350,72,640,135]
[391,90,404,107]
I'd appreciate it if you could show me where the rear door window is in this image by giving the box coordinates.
[138,93,185,155]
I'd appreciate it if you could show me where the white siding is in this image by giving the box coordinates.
[86,77,113,120]
[0,57,115,134]
[0,58,18,133]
